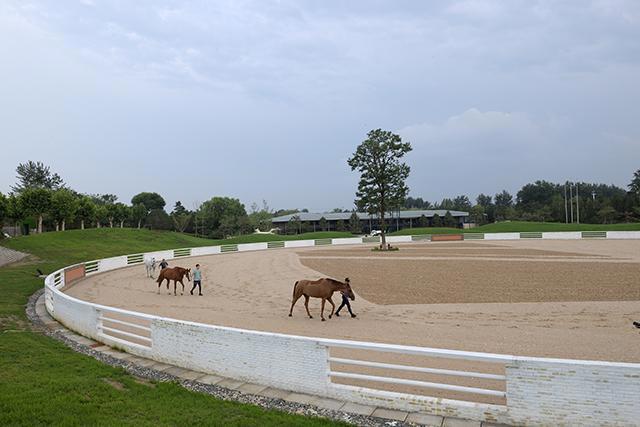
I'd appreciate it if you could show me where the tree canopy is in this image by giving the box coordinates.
[348,129,412,247]
[131,192,166,211]
[11,161,65,194]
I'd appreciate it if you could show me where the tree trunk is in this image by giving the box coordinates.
[97,221,101,228]
[81,219,85,230]
[380,213,387,249]
[109,219,113,228]
[38,214,43,233]
[137,220,141,229]
[55,222,59,232]
[120,220,124,228]
[62,219,66,231]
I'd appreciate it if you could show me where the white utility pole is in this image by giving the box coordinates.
[576,183,580,224]
[569,184,574,223]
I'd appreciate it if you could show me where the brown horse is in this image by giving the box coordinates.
[156,267,191,295]
[288,277,355,321]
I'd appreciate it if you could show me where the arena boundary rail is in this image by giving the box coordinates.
[44,231,640,426]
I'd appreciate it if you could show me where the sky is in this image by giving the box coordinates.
[1,1,639,212]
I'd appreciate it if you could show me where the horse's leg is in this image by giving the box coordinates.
[157,278,162,293]
[303,295,313,319]
[289,293,302,317]
[320,298,326,321]
[179,279,184,295]
[327,296,336,319]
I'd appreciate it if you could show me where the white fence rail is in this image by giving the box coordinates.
[44,230,640,426]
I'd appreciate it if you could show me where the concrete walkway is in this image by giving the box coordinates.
[29,291,510,427]
[0,245,28,267]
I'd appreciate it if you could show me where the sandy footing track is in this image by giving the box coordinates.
[65,239,640,403]
[66,239,640,361]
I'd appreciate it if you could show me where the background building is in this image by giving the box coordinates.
[271,210,469,234]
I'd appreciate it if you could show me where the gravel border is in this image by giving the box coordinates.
[26,289,415,427]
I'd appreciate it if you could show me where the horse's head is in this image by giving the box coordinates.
[186,268,191,281]
[342,277,355,301]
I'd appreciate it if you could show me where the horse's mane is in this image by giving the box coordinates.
[326,278,348,287]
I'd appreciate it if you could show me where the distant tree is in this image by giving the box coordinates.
[348,212,361,234]
[6,194,24,235]
[49,189,78,231]
[444,210,457,227]
[114,203,130,228]
[12,161,65,194]
[629,169,640,205]
[171,201,188,216]
[94,205,108,228]
[431,213,442,227]
[597,206,617,224]
[248,200,273,232]
[289,215,302,235]
[438,198,455,210]
[318,216,328,232]
[476,194,493,207]
[91,194,118,205]
[20,187,52,233]
[131,192,166,211]
[336,220,347,232]
[348,129,412,249]
[0,192,7,227]
[418,214,429,227]
[130,203,147,229]
[452,195,472,211]
[76,196,96,230]
[470,205,486,225]
[197,197,248,238]
[146,209,173,230]
[494,190,514,220]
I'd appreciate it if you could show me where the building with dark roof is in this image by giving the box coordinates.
[271,210,469,233]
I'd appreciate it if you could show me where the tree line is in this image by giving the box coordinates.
[404,170,640,225]
[0,161,275,238]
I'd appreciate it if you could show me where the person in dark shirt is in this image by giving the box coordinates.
[335,289,356,318]
[159,259,169,270]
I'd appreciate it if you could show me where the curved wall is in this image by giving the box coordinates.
[45,232,640,426]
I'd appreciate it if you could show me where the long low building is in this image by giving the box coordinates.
[271,210,469,233]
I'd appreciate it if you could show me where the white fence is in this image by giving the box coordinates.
[44,231,640,426]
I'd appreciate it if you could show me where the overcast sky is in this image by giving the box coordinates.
[1,1,639,212]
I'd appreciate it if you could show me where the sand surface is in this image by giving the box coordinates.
[65,239,640,403]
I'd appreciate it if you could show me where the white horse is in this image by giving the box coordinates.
[144,257,157,278]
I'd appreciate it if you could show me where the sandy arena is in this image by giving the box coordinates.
[65,239,640,403]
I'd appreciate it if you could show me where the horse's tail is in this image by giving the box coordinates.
[292,280,299,298]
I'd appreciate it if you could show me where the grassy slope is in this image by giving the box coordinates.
[0,229,345,426]
[389,221,640,235]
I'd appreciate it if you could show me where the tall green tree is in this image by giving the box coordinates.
[248,200,273,232]
[444,210,457,227]
[432,213,442,227]
[12,161,65,194]
[6,194,24,235]
[288,215,302,235]
[348,129,412,249]
[94,205,108,228]
[130,203,147,229]
[113,203,130,228]
[20,187,52,233]
[629,169,640,205]
[494,190,514,220]
[0,192,7,228]
[76,196,96,230]
[49,189,78,231]
[131,192,166,211]
[318,216,328,232]
[348,211,361,234]
[197,197,248,238]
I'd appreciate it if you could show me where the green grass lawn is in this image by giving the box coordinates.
[389,221,640,235]
[0,229,346,426]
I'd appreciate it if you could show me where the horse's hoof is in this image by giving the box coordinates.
[309,316,313,319]
[321,318,326,322]
[329,315,332,319]
[288,314,292,317]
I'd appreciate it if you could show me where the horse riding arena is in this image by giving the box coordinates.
[63,237,640,408]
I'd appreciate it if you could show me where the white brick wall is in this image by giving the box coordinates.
[542,232,582,239]
[151,319,330,395]
[507,358,640,426]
